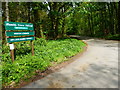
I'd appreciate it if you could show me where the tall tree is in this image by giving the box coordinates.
[5,2,9,21]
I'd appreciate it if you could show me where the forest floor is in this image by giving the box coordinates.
[22,35,119,88]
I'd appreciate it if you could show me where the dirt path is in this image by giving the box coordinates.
[23,36,119,88]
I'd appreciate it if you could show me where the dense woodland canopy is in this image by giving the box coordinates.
[2,2,119,42]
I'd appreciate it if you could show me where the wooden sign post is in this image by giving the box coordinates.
[4,21,35,62]
[9,43,14,62]
[31,40,34,56]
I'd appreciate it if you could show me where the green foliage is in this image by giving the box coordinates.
[105,34,120,40]
[34,37,47,46]
[2,2,118,41]
[2,38,86,86]
[2,55,50,85]
[2,44,10,54]
[65,2,119,38]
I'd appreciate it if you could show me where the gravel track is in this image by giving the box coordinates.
[23,36,119,88]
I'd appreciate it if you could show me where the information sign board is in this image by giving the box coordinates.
[7,37,35,43]
[4,21,34,30]
[6,31,34,36]
[4,21,35,62]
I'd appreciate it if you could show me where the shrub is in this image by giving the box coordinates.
[2,38,86,86]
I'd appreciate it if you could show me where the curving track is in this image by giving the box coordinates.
[23,35,119,88]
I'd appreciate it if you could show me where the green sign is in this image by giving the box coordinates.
[4,21,34,30]
[6,31,35,36]
[4,21,35,43]
[4,21,35,61]
[7,37,35,43]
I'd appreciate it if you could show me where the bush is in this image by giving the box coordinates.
[2,38,86,86]
[105,34,120,40]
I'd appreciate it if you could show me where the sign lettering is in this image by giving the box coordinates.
[4,21,34,30]
[6,32,34,36]
[7,37,35,43]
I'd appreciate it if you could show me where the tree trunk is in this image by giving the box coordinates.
[61,17,65,37]
[88,14,92,36]
[108,3,114,35]
[5,2,9,45]
[90,11,93,36]
[54,18,59,39]
[40,25,44,38]
[118,2,120,34]
[27,2,31,22]
[5,2,9,21]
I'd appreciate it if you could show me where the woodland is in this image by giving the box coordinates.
[2,2,119,42]
[1,2,119,88]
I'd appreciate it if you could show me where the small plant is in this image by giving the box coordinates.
[2,38,86,87]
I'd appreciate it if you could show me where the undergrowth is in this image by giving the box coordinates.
[2,38,86,87]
